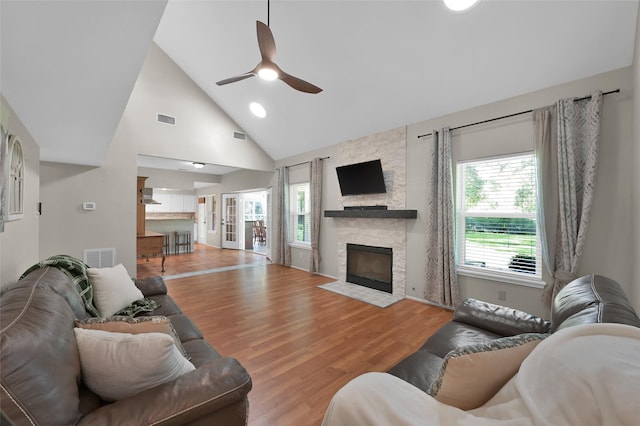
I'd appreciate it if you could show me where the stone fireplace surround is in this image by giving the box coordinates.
[319,126,409,307]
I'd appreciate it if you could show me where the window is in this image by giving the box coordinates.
[243,200,265,222]
[290,182,310,245]
[8,136,24,220]
[457,153,541,284]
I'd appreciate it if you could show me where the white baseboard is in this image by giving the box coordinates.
[287,264,308,272]
[285,264,338,280]
[405,295,455,311]
[313,272,338,280]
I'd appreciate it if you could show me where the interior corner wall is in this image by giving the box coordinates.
[39,115,137,276]
[0,95,40,288]
[407,67,633,319]
[632,5,640,312]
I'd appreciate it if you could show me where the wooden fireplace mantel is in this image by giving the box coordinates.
[323,209,417,219]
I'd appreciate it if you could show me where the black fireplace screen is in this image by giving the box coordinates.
[346,243,392,293]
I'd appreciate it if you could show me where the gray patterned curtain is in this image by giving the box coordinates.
[310,158,322,273]
[274,166,291,266]
[542,91,602,305]
[424,128,461,309]
[533,106,558,280]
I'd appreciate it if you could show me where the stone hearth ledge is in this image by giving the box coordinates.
[318,281,403,308]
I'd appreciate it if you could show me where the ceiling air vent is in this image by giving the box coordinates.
[157,113,176,125]
[233,131,247,141]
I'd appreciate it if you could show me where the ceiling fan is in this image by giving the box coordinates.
[215,1,322,94]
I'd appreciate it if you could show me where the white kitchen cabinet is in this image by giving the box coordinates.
[146,192,195,213]
[182,195,196,212]
[145,192,170,212]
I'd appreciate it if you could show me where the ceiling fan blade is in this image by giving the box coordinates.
[216,72,256,86]
[256,21,276,61]
[278,69,323,94]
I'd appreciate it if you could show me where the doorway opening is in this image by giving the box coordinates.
[242,190,269,255]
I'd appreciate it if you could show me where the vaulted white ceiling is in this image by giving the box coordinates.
[1,1,638,169]
[1,0,168,166]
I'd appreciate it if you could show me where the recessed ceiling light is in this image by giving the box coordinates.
[192,162,205,169]
[250,102,267,118]
[444,0,480,12]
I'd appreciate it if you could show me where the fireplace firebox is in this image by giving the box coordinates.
[346,243,392,293]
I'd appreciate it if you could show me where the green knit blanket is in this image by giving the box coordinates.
[20,255,158,318]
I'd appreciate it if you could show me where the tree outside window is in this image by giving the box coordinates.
[457,153,540,279]
[290,182,310,245]
[244,200,265,221]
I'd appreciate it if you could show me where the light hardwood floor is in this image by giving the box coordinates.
[137,245,452,425]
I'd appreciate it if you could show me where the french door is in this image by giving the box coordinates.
[222,194,240,249]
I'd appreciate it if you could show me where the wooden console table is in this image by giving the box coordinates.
[137,231,166,272]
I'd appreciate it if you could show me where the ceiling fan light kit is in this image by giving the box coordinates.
[216,0,322,94]
[258,67,278,81]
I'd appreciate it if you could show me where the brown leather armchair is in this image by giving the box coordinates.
[388,275,640,393]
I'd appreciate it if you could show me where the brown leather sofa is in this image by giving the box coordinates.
[388,274,640,393]
[1,266,252,425]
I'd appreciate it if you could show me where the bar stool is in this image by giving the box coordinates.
[162,233,171,256]
[174,231,191,254]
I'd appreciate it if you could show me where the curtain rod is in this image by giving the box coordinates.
[286,156,330,169]
[417,89,620,139]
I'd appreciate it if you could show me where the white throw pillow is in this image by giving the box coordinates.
[88,264,144,317]
[74,316,189,359]
[74,328,195,401]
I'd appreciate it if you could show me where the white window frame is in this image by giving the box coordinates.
[289,182,311,248]
[7,136,24,221]
[456,152,544,288]
[243,197,265,222]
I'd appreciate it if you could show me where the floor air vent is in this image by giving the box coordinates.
[83,248,116,268]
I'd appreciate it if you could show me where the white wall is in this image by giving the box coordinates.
[36,37,275,278]
[0,95,40,288]
[4,36,272,281]
[39,113,138,276]
[126,43,274,173]
[407,67,633,318]
[277,67,634,319]
[632,6,640,312]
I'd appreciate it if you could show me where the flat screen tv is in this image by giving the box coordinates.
[336,159,387,196]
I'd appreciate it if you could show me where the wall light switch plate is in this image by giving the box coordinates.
[82,202,96,211]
